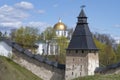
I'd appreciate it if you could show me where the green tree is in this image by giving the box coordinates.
[56,36,69,64]
[94,38,116,66]
[116,44,120,62]
[14,26,39,49]
[104,45,116,65]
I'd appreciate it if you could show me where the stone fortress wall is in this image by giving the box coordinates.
[4,38,65,80]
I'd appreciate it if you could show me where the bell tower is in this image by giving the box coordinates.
[65,7,99,80]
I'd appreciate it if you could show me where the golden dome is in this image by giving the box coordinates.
[54,19,67,30]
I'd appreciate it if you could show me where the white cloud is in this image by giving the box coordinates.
[0,5,29,20]
[38,10,45,14]
[0,21,22,28]
[27,21,50,32]
[114,24,120,28]
[15,1,34,10]
[0,4,29,28]
[0,1,47,31]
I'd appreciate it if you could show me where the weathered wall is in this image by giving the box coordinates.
[65,50,99,80]
[65,50,88,80]
[88,52,99,75]
[12,49,65,80]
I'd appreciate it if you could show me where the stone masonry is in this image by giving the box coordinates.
[12,49,65,80]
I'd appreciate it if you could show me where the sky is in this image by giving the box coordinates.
[0,0,120,40]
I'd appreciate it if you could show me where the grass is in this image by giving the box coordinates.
[73,74,120,80]
[0,56,42,80]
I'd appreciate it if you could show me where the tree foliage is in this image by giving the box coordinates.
[93,33,115,46]
[42,27,56,41]
[115,44,120,62]
[56,36,69,64]
[14,26,39,48]
[94,38,116,66]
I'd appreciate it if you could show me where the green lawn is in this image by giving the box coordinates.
[73,74,120,80]
[0,56,42,80]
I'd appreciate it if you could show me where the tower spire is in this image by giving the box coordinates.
[65,7,99,80]
[78,5,87,18]
[67,8,98,50]
[78,6,87,24]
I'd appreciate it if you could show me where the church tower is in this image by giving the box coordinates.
[65,8,99,80]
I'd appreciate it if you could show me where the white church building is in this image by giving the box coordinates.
[36,19,69,55]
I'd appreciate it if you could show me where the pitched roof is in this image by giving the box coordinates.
[67,9,98,50]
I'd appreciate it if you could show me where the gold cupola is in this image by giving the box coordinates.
[54,18,67,30]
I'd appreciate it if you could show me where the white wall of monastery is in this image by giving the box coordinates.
[0,41,12,57]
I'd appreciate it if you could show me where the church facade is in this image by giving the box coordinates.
[36,18,69,55]
[65,8,99,80]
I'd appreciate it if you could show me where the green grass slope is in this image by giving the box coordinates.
[0,56,42,80]
[73,74,120,80]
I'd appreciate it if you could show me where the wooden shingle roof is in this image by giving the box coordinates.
[67,9,98,50]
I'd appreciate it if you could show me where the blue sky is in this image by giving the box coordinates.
[0,0,120,40]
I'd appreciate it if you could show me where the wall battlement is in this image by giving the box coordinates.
[12,49,65,80]
[3,38,65,80]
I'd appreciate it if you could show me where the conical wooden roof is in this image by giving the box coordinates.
[67,9,98,50]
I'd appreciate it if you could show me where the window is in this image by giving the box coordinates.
[81,59,82,61]
[80,72,81,76]
[82,50,84,53]
[79,58,82,61]
[80,65,82,71]
[94,51,96,53]
[89,50,91,53]
[72,72,74,75]
[73,58,74,61]
[72,65,74,70]
[76,50,78,53]
[68,50,71,53]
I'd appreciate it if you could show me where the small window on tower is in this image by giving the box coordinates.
[82,50,84,53]
[80,72,81,76]
[94,51,96,53]
[73,58,74,61]
[80,65,82,71]
[73,65,74,68]
[69,50,71,53]
[94,53,97,55]
[89,50,91,53]
[81,59,82,61]
[76,50,78,53]
[72,72,74,75]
